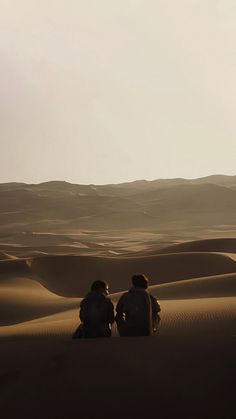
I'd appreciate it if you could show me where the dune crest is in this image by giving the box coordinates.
[156,238,236,255]
[27,251,236,297]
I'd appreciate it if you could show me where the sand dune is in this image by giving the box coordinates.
[0,258,31,278]
[1,250,235,338]
[28,251,236,297]
[0,277,79,326]
[150,273,236,300]
[156,238,236,255]
[1,238,235,330]
[158,296,236,337]
[0,243,92,258]
[0,295,235,340]
[0,308,79,338]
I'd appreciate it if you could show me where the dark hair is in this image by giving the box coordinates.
[91,280,108,292]
[132,274,149,289]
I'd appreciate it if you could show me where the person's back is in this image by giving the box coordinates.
[79,280,114,338]
[116,274,161,337]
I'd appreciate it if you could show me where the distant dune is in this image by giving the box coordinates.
[155,238,236,255]
[0,176,236,233]
[26,251,236,297]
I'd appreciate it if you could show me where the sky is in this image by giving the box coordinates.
[0,0,236,185]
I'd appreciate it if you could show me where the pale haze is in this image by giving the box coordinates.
[1,0,236,184]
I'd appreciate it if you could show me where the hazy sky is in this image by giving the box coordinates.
[1,0,236,184]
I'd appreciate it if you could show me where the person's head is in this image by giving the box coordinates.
[91,280,109,295]
[132,274,149,290]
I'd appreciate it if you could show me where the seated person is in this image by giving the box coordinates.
[76,280,114,338]
[115,274,161,337]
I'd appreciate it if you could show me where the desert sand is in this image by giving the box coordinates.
[0,178,235,418]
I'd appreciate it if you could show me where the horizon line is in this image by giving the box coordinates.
[0,173,236,187]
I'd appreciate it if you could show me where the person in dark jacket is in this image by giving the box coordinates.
[78,280,114,338]
[115,274,161,337]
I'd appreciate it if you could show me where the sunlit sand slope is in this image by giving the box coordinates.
[150,273,236,300]
[158,297,236,337]
[0,309,79,338]
[0,278,79,326]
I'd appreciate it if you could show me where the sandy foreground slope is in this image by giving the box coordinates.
[0,238,235,418]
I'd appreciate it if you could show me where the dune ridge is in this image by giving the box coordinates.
[155,238,236,255]
[150,272,236,300]
[28,251,236,297]
[1,177,236,234]
[1,249,236,298]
